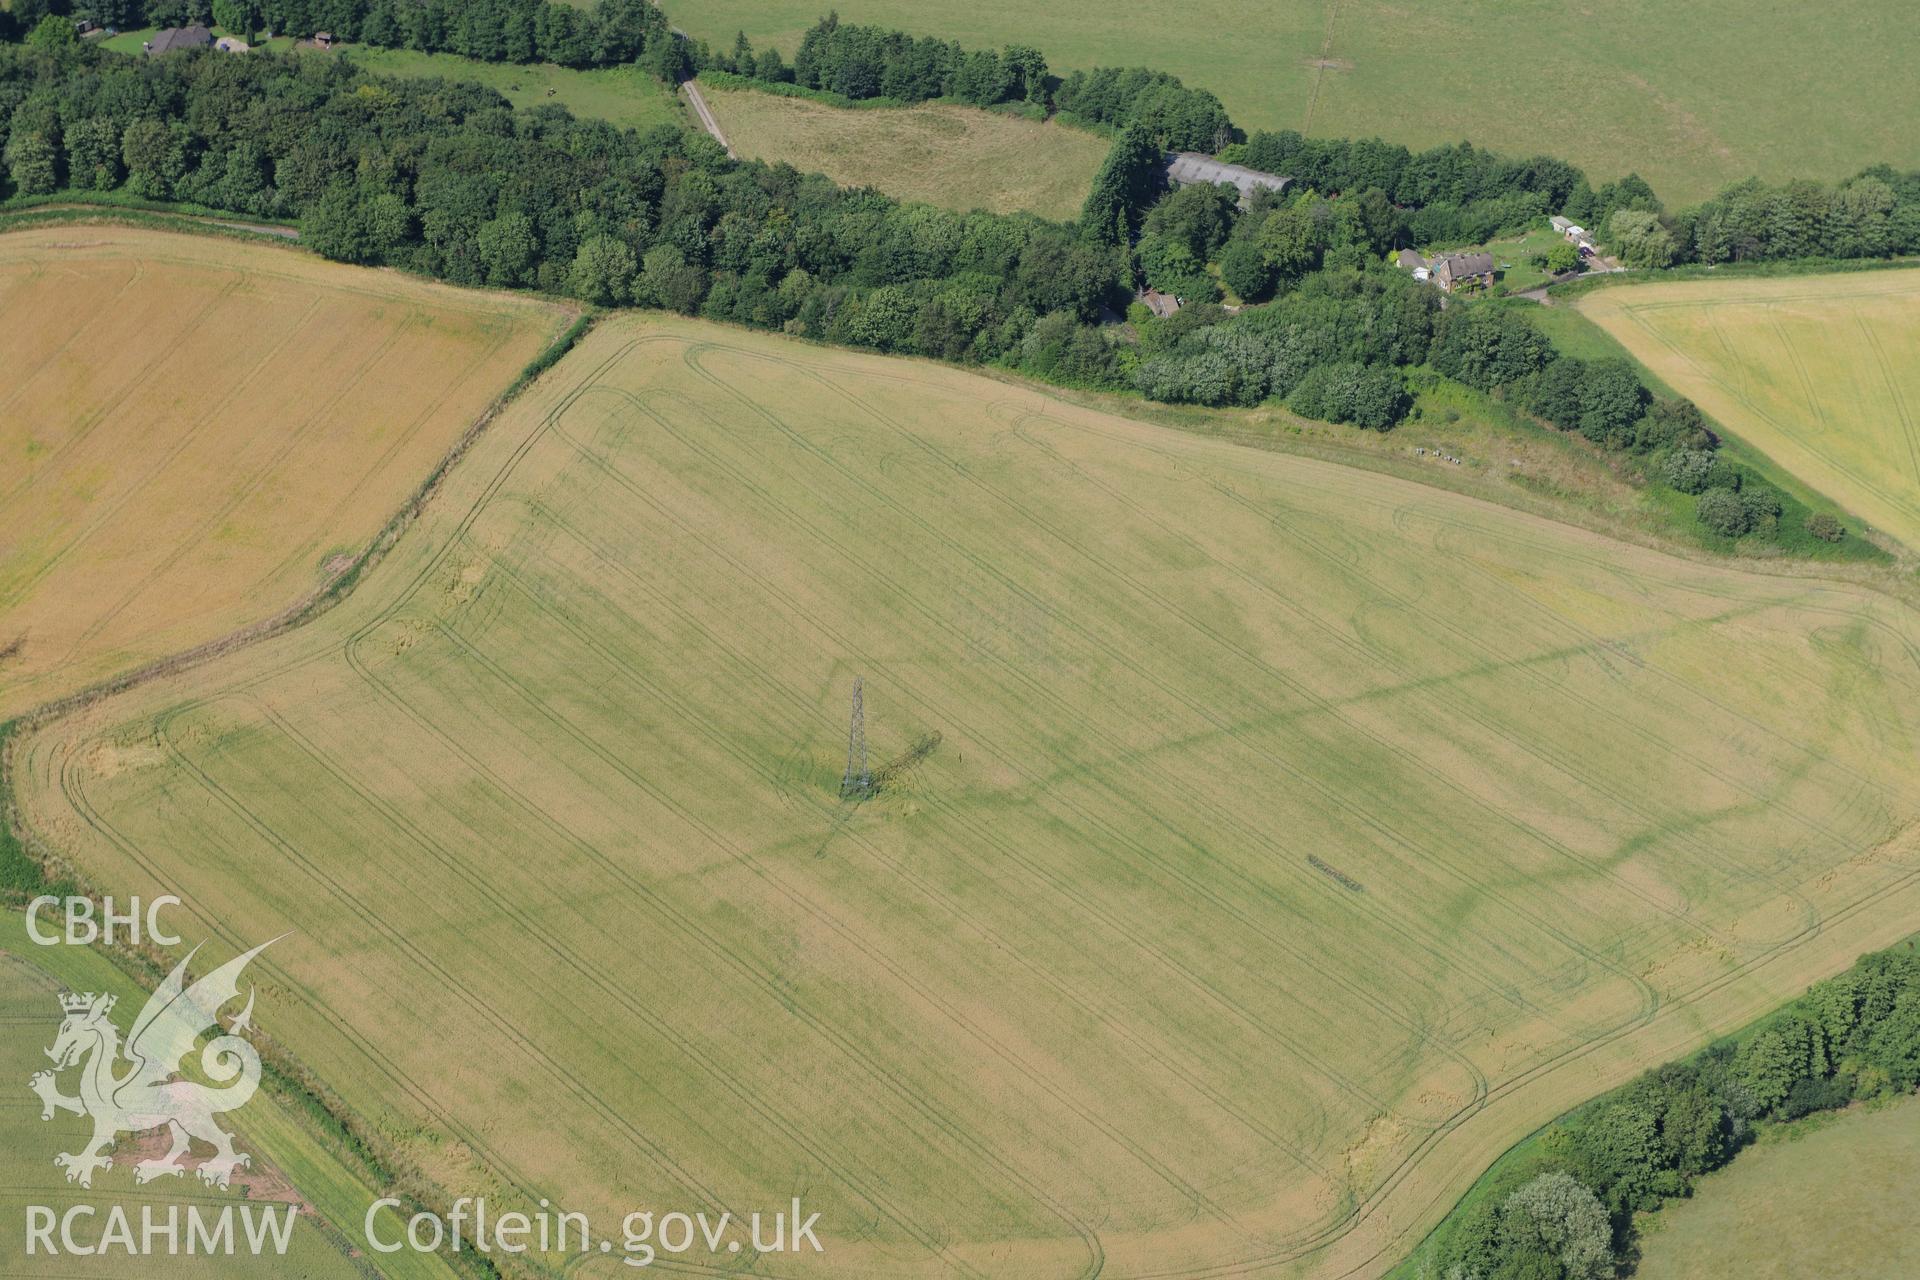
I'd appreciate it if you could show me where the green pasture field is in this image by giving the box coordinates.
[18,314,1920,1277]
[666,0,1918,206]
[1576,269,1920,553]
[1633,1093,1920,1279]
[0,913,460,1279]
[332,45,685,134]
[702,83,1108,219]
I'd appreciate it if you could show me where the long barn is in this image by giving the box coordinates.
[1164,151,1290,204]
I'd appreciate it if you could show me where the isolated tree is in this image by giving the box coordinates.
[1542,241,1581,274]
[1804,512,1845,543]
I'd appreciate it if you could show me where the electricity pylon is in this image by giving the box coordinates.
[841,676,871,798]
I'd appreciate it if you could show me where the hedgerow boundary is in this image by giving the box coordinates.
[1388,932,1920,1279]
[0,304,598,1280]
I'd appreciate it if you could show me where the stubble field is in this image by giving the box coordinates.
[16,315,1920,1277]
[1576,270,1920,553]
[0,227,570,717]
[668,0,1918,205]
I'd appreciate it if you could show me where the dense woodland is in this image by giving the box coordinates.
[2,0,677,71]
[5,18,1907,551]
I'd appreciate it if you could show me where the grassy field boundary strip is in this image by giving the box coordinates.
[1012,362,1905,608]
[0,201,301,243]
[1513,298,1902,563]
[2,188,301,234]
[1518,300,1826,503]
[695,66,913,111]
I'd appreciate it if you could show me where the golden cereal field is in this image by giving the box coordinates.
[0,227,570,717]
[17,313,1920,1277]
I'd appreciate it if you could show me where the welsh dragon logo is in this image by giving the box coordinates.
[28,939,276,1190]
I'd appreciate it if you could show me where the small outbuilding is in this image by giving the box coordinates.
[1139,288,1183,319]
[215,35,251,52]
[1432,252,1496,293]
[145,25,213,55]
[313,31,338,49]
[1395,248,1428,271]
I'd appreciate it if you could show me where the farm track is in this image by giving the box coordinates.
[18,316,1920,1279]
